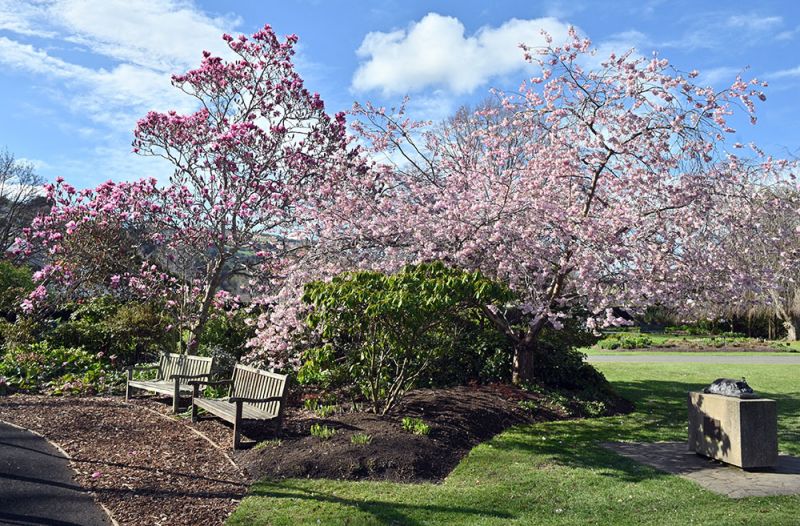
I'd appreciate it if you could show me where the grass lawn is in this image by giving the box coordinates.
[228,362,800,525]
[581,348,794,356]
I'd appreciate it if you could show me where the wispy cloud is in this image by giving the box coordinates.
[768,66,800,79]
[0,0,241,184]
[726,14,782,31]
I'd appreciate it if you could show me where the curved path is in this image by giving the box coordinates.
[0,421,111,526]
[587,354,800,364]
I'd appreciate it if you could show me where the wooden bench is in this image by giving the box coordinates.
[190,363,289,449]
[126,352,214,413]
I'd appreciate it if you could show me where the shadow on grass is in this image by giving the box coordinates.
[247,481,513,526]
[489,379,800,483]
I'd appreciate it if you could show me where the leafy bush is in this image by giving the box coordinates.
[197,309,254,374]
[0,342,122,394]
[0,261,33,317]
[46,296,174,365]
[310,423,336,440]
[401,417,430,435]
[301,262,510,414]
[597,334,653,350]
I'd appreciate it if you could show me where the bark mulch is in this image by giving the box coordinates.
[236,384,624,483]
[0,384,633,524]
[0,395,246,526]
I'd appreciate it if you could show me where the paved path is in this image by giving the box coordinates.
[604,441,800,498]
[587,354,800,364]
[0,421,111,526]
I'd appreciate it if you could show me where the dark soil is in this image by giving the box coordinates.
[236,384,633,483]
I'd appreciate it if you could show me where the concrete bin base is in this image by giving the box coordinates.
[688,392,777,469]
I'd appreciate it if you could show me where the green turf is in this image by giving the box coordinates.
[228,363,800,525]
[581,348,794,356]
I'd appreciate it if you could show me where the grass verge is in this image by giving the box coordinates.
[228,362,800,525]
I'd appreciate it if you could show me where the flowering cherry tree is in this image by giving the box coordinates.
[250,29,772,383]
[675,166,800,338]
[21,25,355,353]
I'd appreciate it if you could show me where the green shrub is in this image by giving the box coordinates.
[0,316,39,347]
[350,433,372,445]
[301,262,511,414]
[197,309,255,377]
[401,417,430,435]
[0,261,33,317]
[46,296,173,365]
[310,423,336,440]
[597,334,652,349]
[0,342,122,394]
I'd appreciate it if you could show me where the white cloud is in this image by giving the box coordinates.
[0,0,241,184]
[0,1,239,126]
[769,66,800,79]
[727,14,782,31]
[0,36,194,129]
[352,13,573,96]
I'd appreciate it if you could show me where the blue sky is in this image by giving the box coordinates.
[1,0,799,188]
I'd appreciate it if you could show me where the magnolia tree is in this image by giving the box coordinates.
[20,25,356,353]
[250,29,773,383]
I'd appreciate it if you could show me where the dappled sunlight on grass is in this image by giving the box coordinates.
[228,363,800,525]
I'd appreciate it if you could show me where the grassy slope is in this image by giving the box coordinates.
[228,363,800,525]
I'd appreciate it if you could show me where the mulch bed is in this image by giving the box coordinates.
[0,384,632,524]
[0,395,246,526]
[236,384,624,483]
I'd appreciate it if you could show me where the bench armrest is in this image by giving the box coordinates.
[170,373,212,380]
[229,396,283,404]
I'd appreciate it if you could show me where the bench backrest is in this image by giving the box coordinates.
[231,363,289,416]
[157,353,214,386]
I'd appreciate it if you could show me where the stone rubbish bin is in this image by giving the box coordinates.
[688,378,778,469]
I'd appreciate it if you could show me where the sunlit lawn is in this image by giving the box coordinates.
[228,362,800,525]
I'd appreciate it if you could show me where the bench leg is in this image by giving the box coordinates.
[233,401,243,450]
[125,368,133,401]
[191,384,199,423]
[172,378,180,414]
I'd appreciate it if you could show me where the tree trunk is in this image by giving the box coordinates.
[785,316,800,341]
[185,257,226,354]
[512,340,536,385]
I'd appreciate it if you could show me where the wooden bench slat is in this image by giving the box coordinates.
[127,353,215,413]
[191,363,288,449]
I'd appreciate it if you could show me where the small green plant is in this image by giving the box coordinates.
[401,417,431,435]
[350,433,372,445]
[303,398,319,411]
[518,400,538,412]
[253,438,282,451]
[310,423,336,440]
[315,404,337,418]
